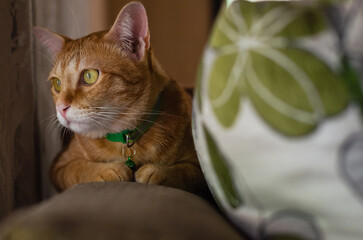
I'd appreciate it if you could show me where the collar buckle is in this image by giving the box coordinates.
[125,133,135,148]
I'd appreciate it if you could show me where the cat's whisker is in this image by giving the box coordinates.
[61,126,66,141]
[121,109,178,117]
[68,4,84,68]
[91,114,132,129]
[31,44,56,61]
[99,110,182,118]
[88,115,109,133]
[49,118,59,133]
[91,114,145,134]
[46,115,60,137]
[129,117,168,131]
[31,48,55,67]
[92,110,169,130]
[40,113,57,124]
[93,112,168,131]
[90,119,106,133]
[68,4,81,39]
[90,114,118,128]
[90,106,183,118]
[61,125,72,142]
[44,116,57,130]
[52,121,62,140]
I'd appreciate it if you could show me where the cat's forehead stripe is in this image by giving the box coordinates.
[56,56,77,75]
[60,49,80,70]
[54,56,80,90]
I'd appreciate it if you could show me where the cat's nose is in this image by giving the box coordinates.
[56,104,70,120]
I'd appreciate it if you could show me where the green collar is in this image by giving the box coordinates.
[105,93,163,145]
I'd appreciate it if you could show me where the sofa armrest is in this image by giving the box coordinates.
[0,182,244,240]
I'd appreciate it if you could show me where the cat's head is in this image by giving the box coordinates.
[34,2,168,139]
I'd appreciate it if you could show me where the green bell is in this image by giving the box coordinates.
[125,157,136,171]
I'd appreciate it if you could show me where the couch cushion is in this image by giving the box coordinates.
[0,182,244,240]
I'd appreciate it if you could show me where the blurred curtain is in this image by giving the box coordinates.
[32,0,92,198]
[0,0,39,220]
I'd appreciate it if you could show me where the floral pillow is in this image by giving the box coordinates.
[193,1,363,239]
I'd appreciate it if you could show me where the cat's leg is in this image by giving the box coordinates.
[135,161,206,193]
[51,155,133,191]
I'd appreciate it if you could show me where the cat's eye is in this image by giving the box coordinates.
[52,78,61,92]
[82,69,99,85]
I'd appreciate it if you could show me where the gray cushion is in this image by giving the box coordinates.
[0,182,244,240]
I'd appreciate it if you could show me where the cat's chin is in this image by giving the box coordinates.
[57,112,134,139]
[57,115,107,139]
[74,130,107,139]
[68,122,107,139]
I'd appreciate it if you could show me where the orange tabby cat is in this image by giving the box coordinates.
[34,2,207,195]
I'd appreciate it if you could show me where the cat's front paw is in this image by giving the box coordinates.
[135,164,165,185]
[94,162,133,183]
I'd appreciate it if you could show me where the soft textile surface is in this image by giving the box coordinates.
[0,182,243,240]
[193,0,363,240]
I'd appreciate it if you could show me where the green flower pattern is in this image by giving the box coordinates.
[206,1,349,136]
[203,125,242,208]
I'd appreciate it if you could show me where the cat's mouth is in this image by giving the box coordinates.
[56,108,136,139]
[62,118,107,138]
[57,110,119,138]
[57,111,94,131]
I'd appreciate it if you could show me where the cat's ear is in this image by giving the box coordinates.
[33,27,67,56]
[104,2,150,61]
